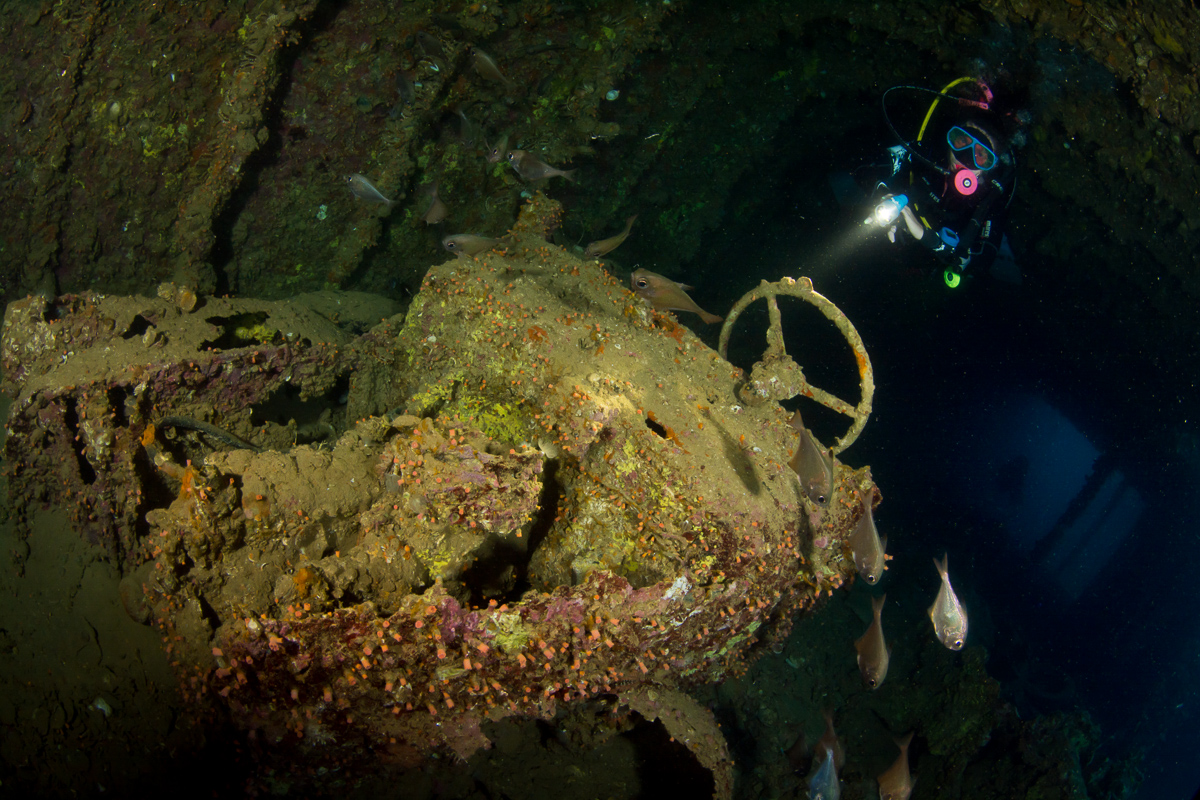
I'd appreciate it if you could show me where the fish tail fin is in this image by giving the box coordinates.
[872,594,886,616]
[700,311,723,324]
[896,731,914,752]
[562,168,578,182]
[934,553,949,578]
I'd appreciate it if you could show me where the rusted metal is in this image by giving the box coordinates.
[718,276,874,454]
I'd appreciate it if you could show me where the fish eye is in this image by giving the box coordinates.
[445,241,457,249]
[635,279,648,288]
[952,639,964,650]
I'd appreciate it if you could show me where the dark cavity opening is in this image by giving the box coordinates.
[625,716,715,799]
[121,314,152,340]
[645,416,668,439]
[464,458,563,607]
[107,386,129,428]
[62,397,97,485]
[201,312,275,351]
[249,370,352,442]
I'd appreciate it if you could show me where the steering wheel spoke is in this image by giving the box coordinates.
[717,277,874,454]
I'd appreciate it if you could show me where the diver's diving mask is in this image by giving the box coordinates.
[947,126,998,171]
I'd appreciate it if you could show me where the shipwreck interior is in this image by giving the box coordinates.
[2,1,1199,798]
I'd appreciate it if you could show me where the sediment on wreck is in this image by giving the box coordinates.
[0,198,877,796]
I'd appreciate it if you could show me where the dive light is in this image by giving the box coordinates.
[871,194,908,227]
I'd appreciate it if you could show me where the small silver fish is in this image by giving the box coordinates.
[454,107,481,147]
[848,486,886,584]
[344,173,393,206]
[486,134,509,164]
[808,748,841,800]
[507,150,576,182]
[442,234,500,258]
[421,182,446,225]
[877,732,915,800]
[416,32,446,65]
[471,47,512,90]
[395,70,415,106]
[630,269,722,324]
[815,710,844,771]
[929,554,968,650]
[585,215,637,259]
[788,409,834,506]
[854,594,889,690]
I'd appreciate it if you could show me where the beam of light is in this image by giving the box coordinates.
[784,217,892,287]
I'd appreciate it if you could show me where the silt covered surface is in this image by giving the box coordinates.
[0,0,1176,794]
[0,198,872,796]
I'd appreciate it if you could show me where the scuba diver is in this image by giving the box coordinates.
[862,78,1020,288]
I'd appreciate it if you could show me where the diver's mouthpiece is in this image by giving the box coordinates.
[954,169,978,196]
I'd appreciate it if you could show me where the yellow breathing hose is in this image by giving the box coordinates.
[912,76,977,228]
[917,76,976,144]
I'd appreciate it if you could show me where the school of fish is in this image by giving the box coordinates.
[781,413,970,799]
[333,32,741,332]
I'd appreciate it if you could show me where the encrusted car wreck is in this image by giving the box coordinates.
[1,198,878,797]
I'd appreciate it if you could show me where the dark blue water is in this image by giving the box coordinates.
[683,150,1200,798]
